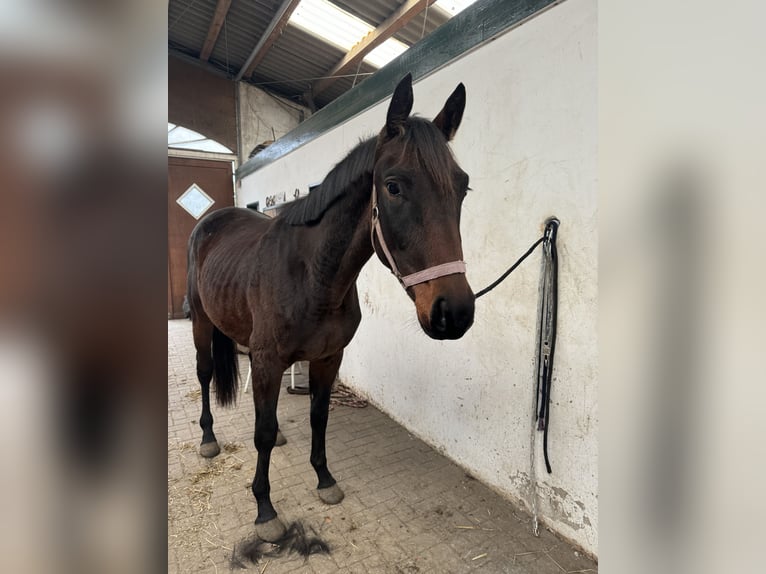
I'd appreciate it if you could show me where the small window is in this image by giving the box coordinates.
[176,183,215,219]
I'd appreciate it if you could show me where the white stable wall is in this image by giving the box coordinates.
[238,0,597,555]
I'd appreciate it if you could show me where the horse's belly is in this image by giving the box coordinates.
[216,313,253,347]
[286,307,361,362]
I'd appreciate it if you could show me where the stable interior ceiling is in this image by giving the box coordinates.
[168,0,478,109]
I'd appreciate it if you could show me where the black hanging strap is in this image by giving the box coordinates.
[535,218,559,474]
[474,217,560,474]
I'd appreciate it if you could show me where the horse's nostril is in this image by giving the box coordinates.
[439,299,448,329]
[432,298,448,332]
[456,307,473,330]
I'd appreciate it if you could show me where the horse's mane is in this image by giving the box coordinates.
[281,138,376,226]
[281,117,457,226]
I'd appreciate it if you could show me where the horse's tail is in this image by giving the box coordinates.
[211,326,239,407]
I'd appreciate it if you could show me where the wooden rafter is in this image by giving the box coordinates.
[235,0,302,81]
[200,0,233,62]
[309,0,436,99]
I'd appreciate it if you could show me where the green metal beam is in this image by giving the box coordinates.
[236,0,561,180]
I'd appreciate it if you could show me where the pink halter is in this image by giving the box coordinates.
[370,184,467,289]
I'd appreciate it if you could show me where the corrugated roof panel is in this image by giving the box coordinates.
[168,0,218,54]
[169,0,218,30]
[168,4,213,54]
[255,49,325,87]
[208,0,277,69]
[207,23,259,71]
[249,25,348,99]
[169,20,210,51]
[169,0,458,107]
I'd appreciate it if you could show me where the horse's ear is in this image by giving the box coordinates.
[385,73,414,138]
[433,83,466,141]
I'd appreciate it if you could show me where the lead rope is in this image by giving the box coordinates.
[475,218,560,476]
[473,236,545,299]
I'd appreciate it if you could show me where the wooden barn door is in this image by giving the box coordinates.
[168,156,234,319]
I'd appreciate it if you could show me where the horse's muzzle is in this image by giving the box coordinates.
[427,295,475,340]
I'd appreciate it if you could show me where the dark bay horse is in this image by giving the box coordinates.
[186,73,475,541]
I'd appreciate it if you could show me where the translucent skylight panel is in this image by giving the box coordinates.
[434,0,480,16]
[289,0,371,52]
[364,37,408,68]
[289,0,414,69]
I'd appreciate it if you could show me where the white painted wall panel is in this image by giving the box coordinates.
[239,0,597,554]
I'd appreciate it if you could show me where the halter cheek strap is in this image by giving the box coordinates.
[370,184,467,289]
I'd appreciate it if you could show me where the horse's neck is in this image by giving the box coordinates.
[308,176,374,304]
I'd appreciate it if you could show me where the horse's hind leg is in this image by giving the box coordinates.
[250,354,287,541]
[193,317,220,458]
[310,350,344,505]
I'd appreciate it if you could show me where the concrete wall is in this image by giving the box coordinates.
[238,83,309,166]
[238,0,597,555]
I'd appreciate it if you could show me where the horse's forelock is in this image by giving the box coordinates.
[401,117,459,197]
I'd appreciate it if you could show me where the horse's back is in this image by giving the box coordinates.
[189,207,270,262]
[191,206,268,241]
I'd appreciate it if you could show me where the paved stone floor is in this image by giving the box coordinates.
[168,320,597,573]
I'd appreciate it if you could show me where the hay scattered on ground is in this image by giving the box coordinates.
[190,458,228,485]
[168,443,250,554]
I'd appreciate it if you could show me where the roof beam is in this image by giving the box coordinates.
[235,0,302,81]
[200,0,233,62]
[308,0,436,99]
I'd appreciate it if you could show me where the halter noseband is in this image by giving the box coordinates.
[370,184,467,289]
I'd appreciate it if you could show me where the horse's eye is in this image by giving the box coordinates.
[385,181,401,196]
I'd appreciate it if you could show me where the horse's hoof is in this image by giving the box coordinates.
[275,430,287,446]
[199,441,220,458]
[318,483,344,505]
[254,517,286,542]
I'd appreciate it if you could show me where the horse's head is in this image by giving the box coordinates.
[372,73,474,340]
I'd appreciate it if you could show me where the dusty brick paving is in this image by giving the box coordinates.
[168,320,597,573]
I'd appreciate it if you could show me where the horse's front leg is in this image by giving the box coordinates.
[250,357,286,541]
[310,350,345,505]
